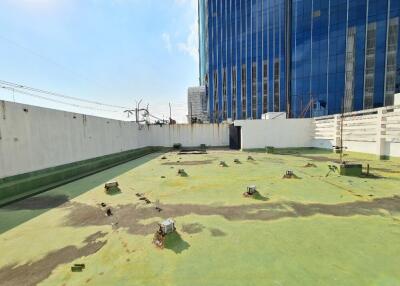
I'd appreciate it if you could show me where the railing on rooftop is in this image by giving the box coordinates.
[313,105,400,150]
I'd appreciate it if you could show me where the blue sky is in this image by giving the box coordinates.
[0,0,198,122]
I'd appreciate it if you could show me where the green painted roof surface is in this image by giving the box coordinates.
[0,149,399,286]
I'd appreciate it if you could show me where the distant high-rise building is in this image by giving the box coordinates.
[199,0,400,122]
[187,86,209,123]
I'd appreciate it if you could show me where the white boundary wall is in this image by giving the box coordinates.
[233,106,400,158]
[234,118,314,149]
[148,124,228,147]
[2,100,399,179]
[0,101,229,179]
[0,101,149,179]
[312,105,400,157]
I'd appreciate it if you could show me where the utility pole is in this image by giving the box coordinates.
[135,99,142,123]
[190,102,193,124]
[169,102,172,123]
[340,98,345,164]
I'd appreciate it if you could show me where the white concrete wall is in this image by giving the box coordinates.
[234,119,314,149]
[2,100,399,179]
[147,123,229,147]
[384,142,400,157]
[311,106,400,157]
[0,101,150,179]
[0,101,229,179]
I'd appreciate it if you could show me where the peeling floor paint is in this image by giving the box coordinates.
[0,149,399,286]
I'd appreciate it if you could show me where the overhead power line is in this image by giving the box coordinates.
[0,80,186,121]
[0,86,119,113]
[0,80,129,109]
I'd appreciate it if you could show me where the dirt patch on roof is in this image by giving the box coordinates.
[63,196,400,236]
[162,160,214,166]
[209,228,226,237]
[0,232,107,286]
[181,223,204,234]
[64,203,159,236]
[83,231,107,243]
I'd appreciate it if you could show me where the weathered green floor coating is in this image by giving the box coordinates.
[0,149,400,286]
[0,153,160,234]
[0,146,160,206]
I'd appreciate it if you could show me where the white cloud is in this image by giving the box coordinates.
[174,0,196,9]
[162,32,172,52]
[177,20,198,63]
[160,0,198,62]
[7,0,71,14]
[176,0,198,63]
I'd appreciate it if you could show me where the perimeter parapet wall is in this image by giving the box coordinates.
[312,105,400,158]
[234,118,314,149]
[0,101,229,180]
[0,101,149,179]
[0,101,230,205]
[147,123,229,147]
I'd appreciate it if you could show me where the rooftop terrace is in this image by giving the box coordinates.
[1,149,399,285]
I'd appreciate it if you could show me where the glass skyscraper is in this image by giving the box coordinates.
[199,0,400,122]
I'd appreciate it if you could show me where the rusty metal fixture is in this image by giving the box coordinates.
[153,218,176,248]
[243,185,257,197]
[105,181,118,189]
[106,208,113,216]
[178,169,187,176]
[283,170,297,179]
[71,263,85,272]
[105,181,118,191]
[219,161,228,167]
[104,180,121,194]
[304,162,316,168]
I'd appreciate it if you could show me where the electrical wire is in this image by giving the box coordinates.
[0,35,187,121]
[0,80,129,109]
[0,86,120,113]
[0,81,187,121]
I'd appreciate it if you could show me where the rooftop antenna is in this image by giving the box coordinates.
[145,104,150,124]
[124,109,134,118]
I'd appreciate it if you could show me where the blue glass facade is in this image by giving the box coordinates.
[199,0,400,121]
